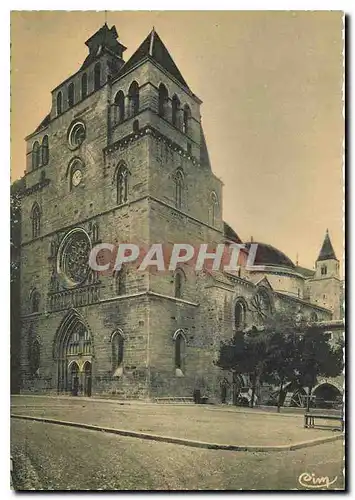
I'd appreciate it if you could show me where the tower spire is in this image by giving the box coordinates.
[317,230,337,262]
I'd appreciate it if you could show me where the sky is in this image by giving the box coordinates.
[10,11,344,273]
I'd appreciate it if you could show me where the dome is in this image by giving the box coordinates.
[245,242,295,269]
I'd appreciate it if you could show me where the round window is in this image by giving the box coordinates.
[57,229,92,287]
[68,121,86,150]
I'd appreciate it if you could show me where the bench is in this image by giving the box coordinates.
[304,412,344,431]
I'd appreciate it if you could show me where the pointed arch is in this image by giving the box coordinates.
[172,94,180,127]
[111,329,125,373]
[32,141,40,170]
[41,135,49,166]
[31,202,41,238]
[174,268,185,299]
[94,62,101,90]
[56,91,63,116]
[233,297,248,331]
[128,81,139,116]
[114,162,129,205]
[158,83,169,117]
[68,81,75,107]
[114,90,125,123]
[81,72,88,99]
[183,104,191,134]
[173,329,186,372]
[30,288,41,313]
[174,169,184,209]
[210,191,219,226]
[53,308,94,360]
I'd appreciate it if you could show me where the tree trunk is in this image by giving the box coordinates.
[277,377,285,413]
[306,386,312,412]
[250,372,257,408]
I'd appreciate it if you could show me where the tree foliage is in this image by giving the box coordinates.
[216,313,343,409]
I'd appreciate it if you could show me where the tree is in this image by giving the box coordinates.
[216,327,274,408]
[295,325,343,411]
[11,178,25,393]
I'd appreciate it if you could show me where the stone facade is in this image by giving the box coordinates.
[18,24,342,402]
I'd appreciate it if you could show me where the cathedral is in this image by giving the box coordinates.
[18,24,343,403]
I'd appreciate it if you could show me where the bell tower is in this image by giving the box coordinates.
[308,230,342,318]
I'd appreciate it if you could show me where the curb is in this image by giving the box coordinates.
[11,414,343,453]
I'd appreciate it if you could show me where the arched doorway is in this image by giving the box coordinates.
[83,361,92,397]
[69,362,79,396]
[313,383,342,409]
[54,309,93,396]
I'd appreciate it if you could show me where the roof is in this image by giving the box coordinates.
[317,230,338,261]
[117,29,189,89]
[294,265,315,278]
[245,242,295,269]
[223,222,242,244]
[80,23,126,71]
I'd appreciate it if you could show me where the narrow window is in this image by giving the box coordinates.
[41,135,49,166]
[174,271,183,299]
[112,331,124,371]
[158,84,169,117]
[234,301,245,330]
[321,265,327,276]
[116,165,128,205]
[68,82,75,107]
[172,95,180,127]
[116,267,126,296]
[29,338,40,376]
[210,192,218,226]
[175,170,184,209]
[94,62,101,90]
[56,91,62,115]
[114,90,125,123]
[31,203,41,238]
[175,332,186,371]
[128,81,139,116]
[81,73,88,99]
[32,141,40,170]
[31,290,40,313]
[183,104,191,134]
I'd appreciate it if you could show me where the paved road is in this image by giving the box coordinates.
[11,419,345,491]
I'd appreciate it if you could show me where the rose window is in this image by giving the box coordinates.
[68,121,86,149]
[57,229,91,286]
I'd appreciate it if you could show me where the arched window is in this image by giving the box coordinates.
[174,270,184,299]
[116,164,128,204]
[321,265,327,276]
[128,81,139,116]
[158,83,169,117]
[210,192,218,226]
[115,266,126,296]
[234,300,246,330]
[133,119,139,133]
[112,330,124,371]
[29,338,40,376]
[68,82,75,107]
[94,62,101,90]
[175,169,184,209]
[172,95,180,127]
[41,135,49,166]
[174,330,186,372]
[183,104,191,135]
[31,289,40,313]
[114,90,125,124]
[56,91,63,115]
[310,311,318,322]
[32,141,40,170]
[31,203,41,238]
[81,73,88,99]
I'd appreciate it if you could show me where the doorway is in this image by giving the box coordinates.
[83,362,92,397]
